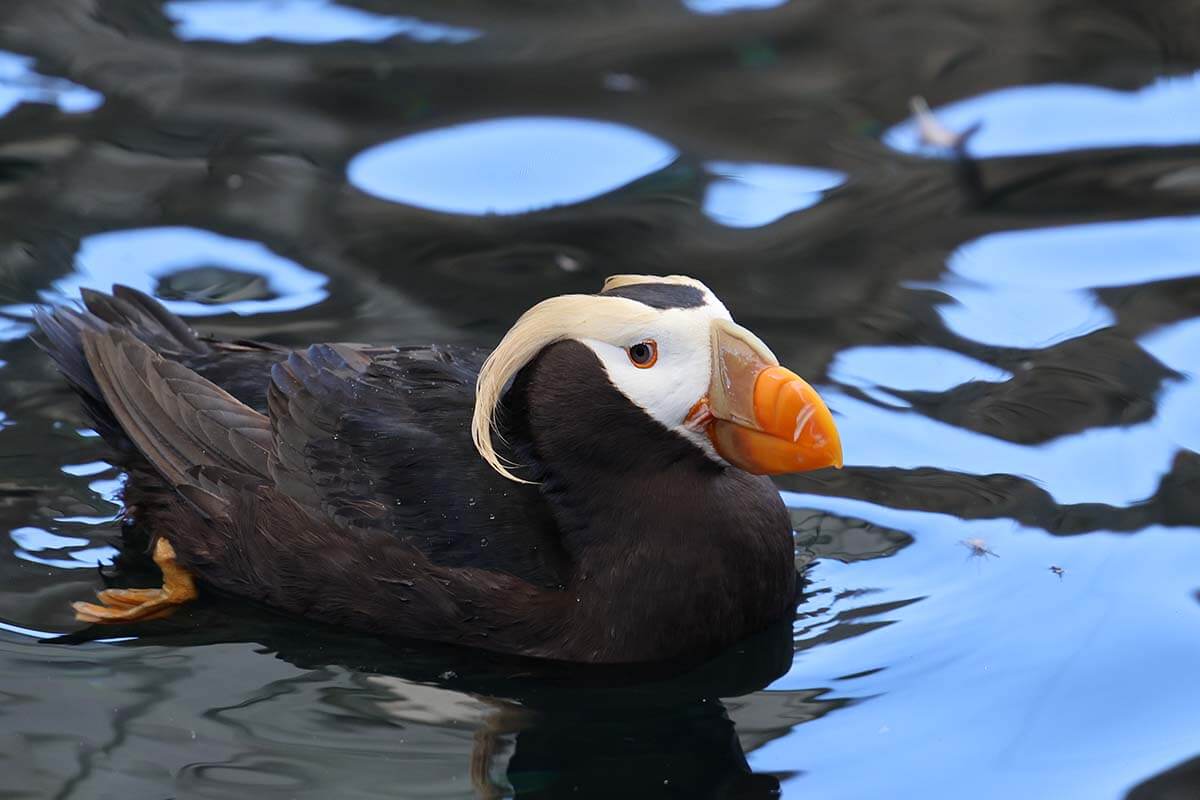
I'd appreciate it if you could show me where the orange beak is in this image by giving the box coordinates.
[687,319,842,475]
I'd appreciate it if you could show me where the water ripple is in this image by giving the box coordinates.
[4,227,327,318]
[0,51,102,117]
[831,345,1012,406]
[703,161,844,227]
[165,0,481,45]
[925,216,1200,349]
[772,492,1200,799]
[684,0,790,15]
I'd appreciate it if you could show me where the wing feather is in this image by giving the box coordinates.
[81,328,272,487]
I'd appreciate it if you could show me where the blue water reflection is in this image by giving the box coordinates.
[8,462,124,569]
[87,476,125,506]
[166,0,481,45]
[953,216,1200,288]
[770,492,1200,799]
[885,72,1200,157]
[4,227,326,318]
[703,161,844,227]
[13,546,117,570]
[932,283,1113,349]
[349,117,678,215]
[10,527,88,551]
[927,216,1200,349]
[821,215,1200,505]
[832,388,1179,506]
[0,319,29,343]
[684,0,789,15]
[831,345,1011,406]
[0,51,102,117]
[10,525,117,570]
[1140,317,1200,454]
[60,461,112,477]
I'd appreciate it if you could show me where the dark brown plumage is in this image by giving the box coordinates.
[35,285,799,664]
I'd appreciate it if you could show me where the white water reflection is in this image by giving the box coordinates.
[703,161,844,227]
[0,51,102,117]
[4,227,327,318]
[10,525,116,570]
[929,216,1200,349]
[14,546,117,570]
[348,117,677,215]
[88,476,125,506]
[885,71,1200,157]
[166,0,481,44]
[770,492,1200,800]
[61,461,111,477]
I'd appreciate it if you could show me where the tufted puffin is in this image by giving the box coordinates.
[34,275,841,664]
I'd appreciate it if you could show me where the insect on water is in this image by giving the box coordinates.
[960,538,998,559]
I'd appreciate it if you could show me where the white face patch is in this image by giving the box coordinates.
[474,273,743,481]
[579,298,733,460]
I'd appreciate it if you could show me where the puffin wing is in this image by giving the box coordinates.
[55,294,566,586]
[80,326,274,488]
[69,327,568,653]
[266,344,568,585]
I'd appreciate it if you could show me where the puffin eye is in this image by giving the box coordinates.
[627,340,658,368]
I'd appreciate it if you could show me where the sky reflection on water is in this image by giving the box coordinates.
[0,51,103,116]
[349,117,679,215]
[830,386,1186,507]
[703,161,844,227]
[823,216,1200,507]
[831,345,1012,406]
[886,72,1200,157]
[348,119,845,226]
[772,492,1200,799]
[927,216,1200,349]
[4,227,327,318]
[683,0,790,14]
[165,0,481,44]
[1140,317,1200,454]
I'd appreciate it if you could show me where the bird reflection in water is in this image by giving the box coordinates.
[57,596,837,798]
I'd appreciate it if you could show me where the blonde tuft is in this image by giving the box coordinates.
[473,276,709,482]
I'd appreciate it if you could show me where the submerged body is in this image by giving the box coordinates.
[36,278,840,664]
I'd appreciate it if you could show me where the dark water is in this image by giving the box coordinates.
[0,1,1198,797]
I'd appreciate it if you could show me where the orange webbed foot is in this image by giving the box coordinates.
[73,538,197,624]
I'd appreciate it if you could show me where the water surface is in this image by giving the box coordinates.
[0,1,1198,797]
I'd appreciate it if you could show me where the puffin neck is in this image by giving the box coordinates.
[498,339,797,661]
[499,340,721,555]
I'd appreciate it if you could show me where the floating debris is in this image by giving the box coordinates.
[911,96,982,151]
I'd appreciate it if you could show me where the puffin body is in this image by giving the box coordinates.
[35,276,841,664]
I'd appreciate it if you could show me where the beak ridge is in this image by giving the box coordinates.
[699,321,842,474]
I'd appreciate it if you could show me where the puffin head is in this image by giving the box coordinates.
[473,275,842,483]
